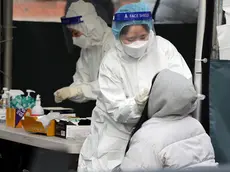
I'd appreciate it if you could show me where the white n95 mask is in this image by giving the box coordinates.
[122,40,149,59]
[73,35,91,49]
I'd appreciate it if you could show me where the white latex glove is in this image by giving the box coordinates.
[134,88,150,105]
[54,86,83,103]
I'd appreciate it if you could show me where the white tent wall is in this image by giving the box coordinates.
[117,0,199,24]
[142,0,199,24]
[223,0,230,24]
[217,0,230,60]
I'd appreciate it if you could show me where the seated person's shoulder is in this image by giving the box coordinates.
[169,116,207,139]
[134,116,208,150]
[185,116,207,133]
[163,116,208,147]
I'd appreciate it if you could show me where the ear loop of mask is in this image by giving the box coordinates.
[125,72,160,153]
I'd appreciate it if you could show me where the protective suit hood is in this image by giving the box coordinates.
[148,69,197,119]
[66,0,109,47]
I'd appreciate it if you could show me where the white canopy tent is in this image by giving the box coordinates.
[142,0,199,24]
[216,0,230,60]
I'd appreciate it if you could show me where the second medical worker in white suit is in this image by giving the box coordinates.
[54,0,115,103]
[78,2,192,172]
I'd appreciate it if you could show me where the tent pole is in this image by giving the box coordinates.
[193,0,207,121]
[3,0,13,89]
[211,0,223,60]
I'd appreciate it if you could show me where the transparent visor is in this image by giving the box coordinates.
[112,11,155,38]
[60,16,83,53]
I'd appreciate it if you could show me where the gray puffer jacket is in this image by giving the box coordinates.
[119,69,218,171]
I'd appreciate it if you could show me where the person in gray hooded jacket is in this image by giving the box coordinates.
[118,69,218,171]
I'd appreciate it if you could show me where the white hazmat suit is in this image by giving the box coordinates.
[78,29,192,171]
[54,0,115,103]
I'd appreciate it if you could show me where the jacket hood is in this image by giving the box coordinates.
[148,69,198,119]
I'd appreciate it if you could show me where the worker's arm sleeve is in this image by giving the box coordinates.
[98,62,141,124]
[166,40,192,80]
[69,51,99,103]
[118,141,162,172]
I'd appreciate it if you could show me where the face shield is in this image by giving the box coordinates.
[113,12,155,58]
[61,15,83,53]
[112,11,154,40]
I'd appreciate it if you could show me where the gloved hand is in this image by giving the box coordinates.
[54,86,83,103]
[134,88,149,105]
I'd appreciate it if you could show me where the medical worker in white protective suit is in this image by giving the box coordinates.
[54,0,115,103]
[78,2,192,172]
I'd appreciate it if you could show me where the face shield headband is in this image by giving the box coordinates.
[113,11,152,22]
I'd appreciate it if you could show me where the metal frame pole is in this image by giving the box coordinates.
[3,0,13,89]
[0,0,2,62]
[211,0,223,60]
[193,0,207,121]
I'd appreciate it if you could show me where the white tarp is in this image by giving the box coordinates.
[217,24,230,60]
[223,0,230,24]
[216,0,230,60]
[141,0,199,24]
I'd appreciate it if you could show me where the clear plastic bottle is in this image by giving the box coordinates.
[2,91,8,109]
[1,87,8,109]
[0,88,9,123]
